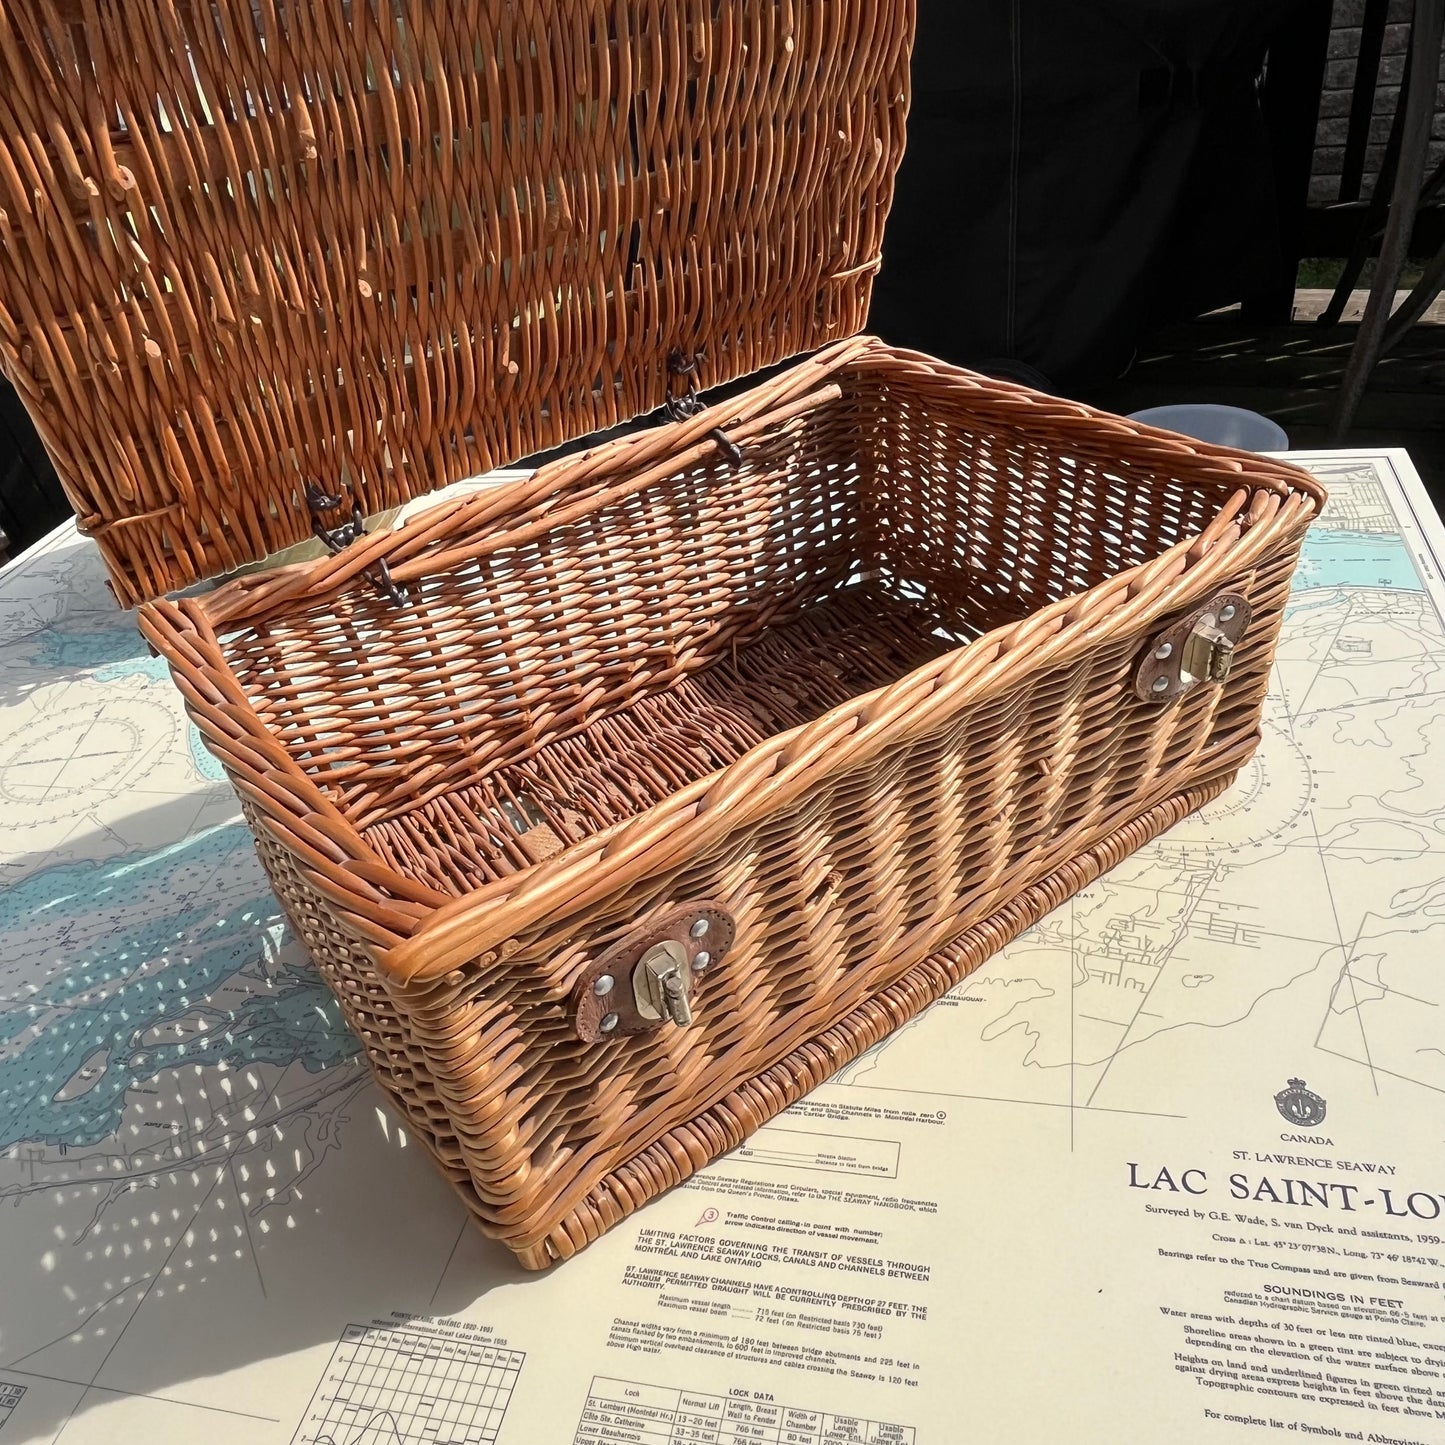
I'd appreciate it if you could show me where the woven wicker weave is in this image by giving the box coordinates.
[138,339,1323,1265]
[0,2,1325,1269]
[0,0,911,605]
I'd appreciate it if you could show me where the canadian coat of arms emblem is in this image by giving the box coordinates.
[1275,1078,1327,1128]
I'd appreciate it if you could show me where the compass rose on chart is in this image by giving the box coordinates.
[0,697,177,827]
[1163,716,1314,851]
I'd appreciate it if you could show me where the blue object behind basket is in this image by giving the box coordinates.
[1127,404,1289,453]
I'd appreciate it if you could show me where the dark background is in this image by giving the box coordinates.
[869,0,1309,388]
[2,0,1442,560]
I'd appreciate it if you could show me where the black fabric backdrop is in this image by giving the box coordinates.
[868,0,1307,389]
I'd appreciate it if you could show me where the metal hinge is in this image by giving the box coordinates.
[305,484,408,607]
[664,350,744,464]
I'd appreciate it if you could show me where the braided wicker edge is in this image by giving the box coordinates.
[436,766,1237,1268]
[136,339,1326,983]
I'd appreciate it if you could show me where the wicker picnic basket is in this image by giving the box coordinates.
[0,0,1324,1268]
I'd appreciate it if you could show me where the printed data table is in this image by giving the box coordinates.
[574,1375,915,1444]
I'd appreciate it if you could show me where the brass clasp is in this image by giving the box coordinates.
[633,941,693,1027]
[1136,592,1252,703]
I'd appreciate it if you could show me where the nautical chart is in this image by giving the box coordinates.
[2,452,1443,1444]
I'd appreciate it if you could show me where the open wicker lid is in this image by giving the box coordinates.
[0,1,913,606]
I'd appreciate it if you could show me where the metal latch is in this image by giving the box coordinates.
[1181,618,1236,684]
[1136,592,1252,704]
[572,902,736,1043]
[633,941,693,1026]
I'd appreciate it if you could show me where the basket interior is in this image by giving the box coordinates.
[220,364,1235,898]
[363,582,953,893]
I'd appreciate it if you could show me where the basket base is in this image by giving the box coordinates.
[440,765,1236,1269]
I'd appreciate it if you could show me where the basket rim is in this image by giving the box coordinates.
[137,340,1326,982]
[154,335,1327,630]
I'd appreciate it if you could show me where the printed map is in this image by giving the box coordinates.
[1,452,1442,1442]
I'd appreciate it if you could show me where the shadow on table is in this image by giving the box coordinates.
[0,605,170,710]
[0,812,525,1443]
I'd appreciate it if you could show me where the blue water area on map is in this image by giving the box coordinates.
[34,624,151,673]
[0,824,359,1153]
[1291,528,1421,597]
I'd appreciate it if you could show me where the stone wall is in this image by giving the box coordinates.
[1311,0,1445,204]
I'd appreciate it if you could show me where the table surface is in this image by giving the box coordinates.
[1,452,1443,1445]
